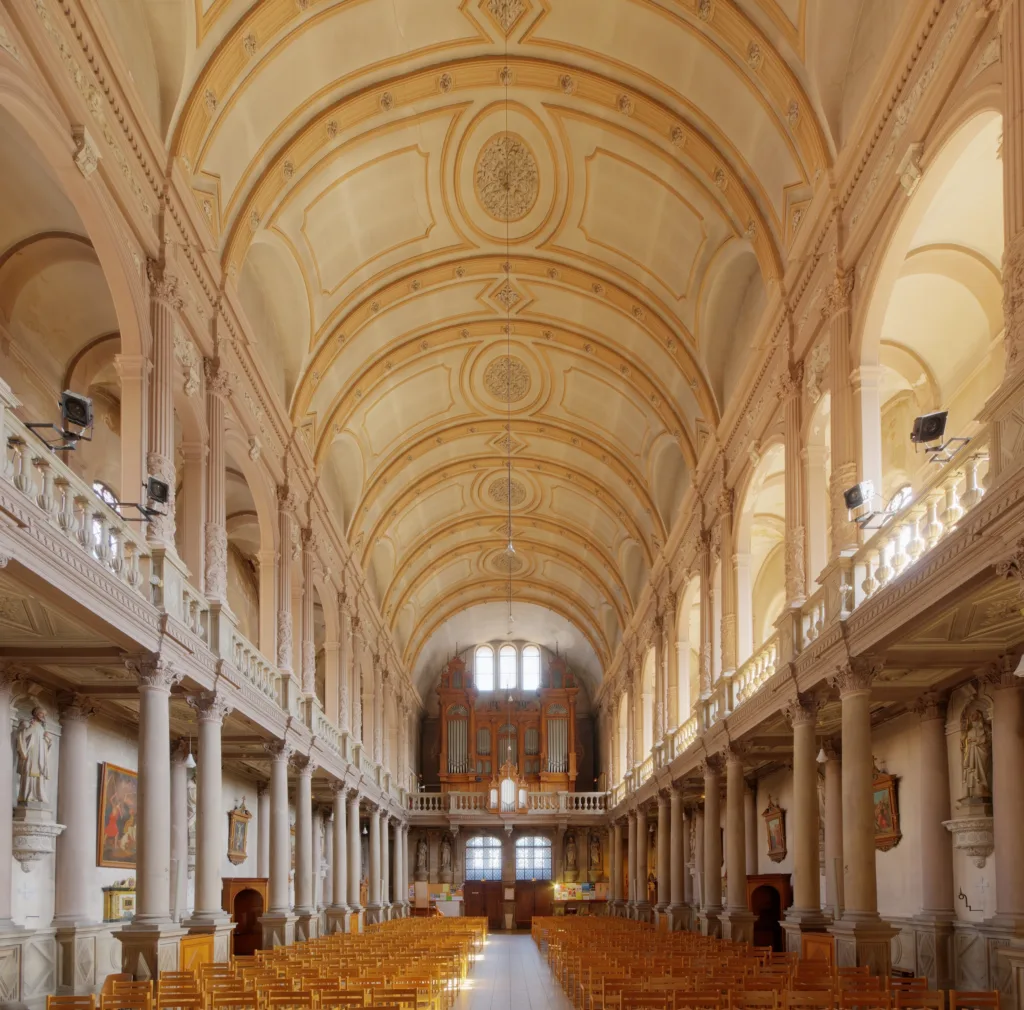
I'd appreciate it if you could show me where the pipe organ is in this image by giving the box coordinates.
[436,653,580,794]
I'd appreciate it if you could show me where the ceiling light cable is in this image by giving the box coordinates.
[503,25,515,637]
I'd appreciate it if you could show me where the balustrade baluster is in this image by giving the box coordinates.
[961,455,986,510]
[54,477,75,533]
[925,493,944,548]
[10,438,30,493]
[34,458,55,515]
[941,472,964,529]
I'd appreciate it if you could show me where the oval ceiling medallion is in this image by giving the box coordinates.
[475,133,539,222]
[483,355,531,402]
[492,552,524,574]
[488,476,527,507]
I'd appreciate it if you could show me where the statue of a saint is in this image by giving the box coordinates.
[440,836,452,872]
[186,774,198,855]
[961,707,992,799]
[415,837,428,875]
[565,834,577,871]
[16,707,52,805]
[590,833,601,870]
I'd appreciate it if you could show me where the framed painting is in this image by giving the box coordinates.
[97,762,138,868]
[227,800,252,865]
[762,798,787,863]
[873,771,902,851]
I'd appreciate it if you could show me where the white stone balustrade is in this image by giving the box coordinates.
[230,628,280,702]
[733,635,778,705]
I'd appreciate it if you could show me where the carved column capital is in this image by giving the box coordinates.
[785,694,819,727]
[188,690,233,725]
[264,739,295,762]
[699,753,724,777]
[820,269,855,321]
[57,692,95,722]
[828,658,882,698]
[913,690,946,721]
[146,258,184,311]
[203,357,232,399]
[277,484,299,514]
[127,653,180,692]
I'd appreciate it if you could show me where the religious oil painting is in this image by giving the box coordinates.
[762,798,787,863]
[97,762,138,868]
[873,770,902,851]
[227,799,252,865]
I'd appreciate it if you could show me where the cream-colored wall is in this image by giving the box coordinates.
[752,768,794,880]
[227,543,261,643]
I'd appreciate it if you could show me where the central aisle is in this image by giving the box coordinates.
[454,932,574,1010]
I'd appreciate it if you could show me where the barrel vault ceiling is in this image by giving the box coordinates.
[126,0,901,692]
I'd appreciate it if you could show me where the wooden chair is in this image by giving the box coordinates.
[47,997,96,1010]
[894,993,945,1010]
[102,976,134,997]
[675,994,723,1010]
[838,992,892,1010]
[888,980,928,995]
[316,992,367,1009]
[783,990,834,1010]
[949,993,1000,1010]
[730,990,779,1010]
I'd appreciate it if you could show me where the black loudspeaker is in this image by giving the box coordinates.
[911,410,948,444]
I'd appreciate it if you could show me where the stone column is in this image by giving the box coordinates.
[783,697,826,949]
[260,742,296,947]
[114,354,148,517]
[829,663,894,974]
[327,786,349,933]
[144,260,180,549]
[392,823,403,916]
[312,807,324,915]
[170,743,188,921]
[699,758,722,936]
[823,744,843,915]
[626,810,637,915]
[54,696,95,925]
[991,674,1024,924]
[338,598,352,738]
[276,486,296,679]
[117,657,184,977]
[656,792,670,920]
[781,360,806,607]
[722,749,754,941]
[654,616,667,747]
[612,820,624,912]
[692,807,704,911]
[257,785,270,878]
[294,758,316,939]
[718,486,737,679]
[698,531,713,698]
[300,528,316,698]
[735,553,753,665]
[668,787,685,929]
[178,442,206,584]
[367,805,381,923]
[635,804,650,919]
[381,811,391,918]
[0,671,19,931]
[745,785,758,875]
[187,692,233,954]
[666,593,679,732]
[203,358,231,604]
[914,693,954,989]
[347,794,362,922]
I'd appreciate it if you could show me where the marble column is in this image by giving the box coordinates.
[257,785,270,878]
[117,657,184,977]
[392,823,403,916]
[54,696,96,926]
[612,820,624,912]
[312,808,323,915]
[381,811,391,918]
[294,759,316,939]
[699,758,722,936]
[347,794,362,922]
[914,694,954,989]
[276,486,296,679]
[781,360,806,607]
[823,745,843,915]
[261,742,296,947]
[188,693,232,930]
[367,806,382,923]
[744,785,758,876]
[203,357,230,604]
[783,697,826,949]
[656,792,670,919]
[698,531,713,698]
[327,786,349,933]
[692,808,704,912]
[635,804,650,919]
[170,744,188,921]
[722,749,754,941]
[666,593,679,732]
[626,810,637,915]
[299,528,316,698]
[668,787,685,929]
[991,675,1024,925]
[829,663,894,974]
[718,485,737,678]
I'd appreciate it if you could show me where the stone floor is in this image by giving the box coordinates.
[454,931,574,1010]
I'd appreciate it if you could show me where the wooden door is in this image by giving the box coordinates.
[484,880,504,930]
[533,881,553,917]
[514,881,534,927]
[464,881,486,919]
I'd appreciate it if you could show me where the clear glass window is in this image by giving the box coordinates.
[475,646,494,691]
[499,644,517,690]
[465,836,502,881]
[522,645,541,690]
[515,836,552,881]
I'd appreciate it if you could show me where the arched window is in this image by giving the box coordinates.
[499,644,517,690]
[90,481,121,555]
[515,836,552,881]
[465,836,502,881]
[522,645,541,690]
[475,645,494,691]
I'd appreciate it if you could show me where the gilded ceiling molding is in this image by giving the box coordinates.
[299,258,713,437]
[385,533,629,634]
[214,57,786,279]
[402,582,610,671]
[380,512,627,617]
[357,451,660,571]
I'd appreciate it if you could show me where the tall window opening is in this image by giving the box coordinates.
[522,645,541,690]
[499,644,517,689]
[465,836,502,880]
[515,836,552,880]
[475,645,494,691]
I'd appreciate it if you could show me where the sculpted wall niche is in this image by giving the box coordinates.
[943,691,994,868]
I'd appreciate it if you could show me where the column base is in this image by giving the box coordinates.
[999,941,1024,1010]
[54,923,106,995]
[667,903,690,932]
[698,907,722,938]
[911,913,955,990]
[364,903,383,926]
[721,908,755,943]
[829,915,898,976]
[781,909,829,953]
[633,901,652,924]
[259,913,296,949]
[294,912,320,943]
[113,923,186,980]
[184,920,235,963]
[325,906,350,934]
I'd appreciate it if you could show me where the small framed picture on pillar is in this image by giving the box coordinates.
[762,797,787,863]
[227,799,252,865]
[872,770,902,851]
[97,762,138,869]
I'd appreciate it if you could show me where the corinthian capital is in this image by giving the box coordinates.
[146,258,184,311]
[203,357,232,398]
[820,270,855,321]
[127,653,180,691]
[188,690,233,725]
[828,657,882,698]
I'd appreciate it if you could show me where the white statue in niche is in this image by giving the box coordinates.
[16,706,53,805]
[186,772,198,858]
[960,703,992,800]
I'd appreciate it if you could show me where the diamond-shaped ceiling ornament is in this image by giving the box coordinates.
[489,430,526,455]
[483,0,528,36]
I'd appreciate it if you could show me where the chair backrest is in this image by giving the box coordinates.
[784,990,834,1010]
[47,997,96,1010]
[839,992,892,1010]
[889,980,929,994]
[950,992,1000,1010]
[731,990,779,1010]
[894,993,945,1010]
[102,975,133,997]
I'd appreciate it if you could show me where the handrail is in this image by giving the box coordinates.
[230,627,280,703]
[733,635,779,706]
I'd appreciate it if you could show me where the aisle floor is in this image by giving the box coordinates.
[454,932,574,1010]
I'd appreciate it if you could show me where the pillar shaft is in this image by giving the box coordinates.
[693,810,704,908]
[54,697,95,924]
[718,489,737,675]
[331,789,348,910]
[381,812,391,909]
[257,786,270,879]
[781,365,806,603]
[918,699,953,915]
[704,762,722,911]
[311,808,323,911]
[368,808,381,912]
[824,751,843,913]
[276,488,295,673]
[725,753,747,912]
[838,679,876,915]
[824,271,858,555]
[294,763,314,914]
[170,747,188,920]
[666,595,679,731]
[300,529,315,697]
[635,806,649,910]
[626,812,636,908]
[790,702,822,914]
[191,695,231,922]
[267,745,291,915]
[698,535,713,697]
[669,789,684,911]
[992,678,1024,921]
[657,794,670,911]
[347,795,362,912]
[203,360,230,602]
[612,820,624,903]
[745,786,757,876]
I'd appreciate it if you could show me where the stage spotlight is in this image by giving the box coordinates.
[25,390,94,451]
[843,481,874,511]
[911,410,970,463]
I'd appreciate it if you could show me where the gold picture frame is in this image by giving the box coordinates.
[97,762,138,869]
[227,800,252,866]
[873,771,902,851]
[762,798,787,863]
